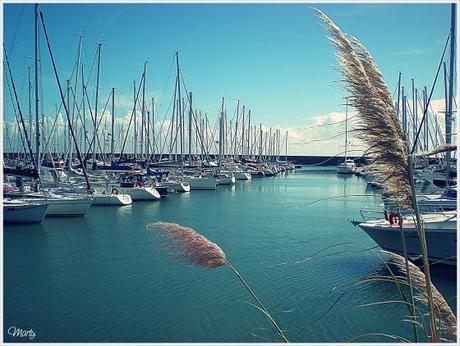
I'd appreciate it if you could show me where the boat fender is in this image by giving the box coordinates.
[388,212,402,226]
[135,181,143,188]
[111,188,119,195]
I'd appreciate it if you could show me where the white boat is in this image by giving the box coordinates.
[216,173,236,185]
[92,189,132,206]
[337,159,356,174]
[188,176,217,190]
[383,194,457,213]
[263,168,275,177]
[120,186,161,200]
[3,199,49,224]
[21,193,93,217]
[337,102,356,175]
[234,171,252,180]
[164,180,190,193]
[354,211,457,266]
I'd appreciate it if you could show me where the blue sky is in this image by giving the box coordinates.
[3,2,454,155]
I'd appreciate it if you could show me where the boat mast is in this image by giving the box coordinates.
[241,106,245,160]
[402,87,407,136]
[93,43,102,167]
[152,97,155,162]
[445,3,456,189]
[344,100,348,162]
[28,66,33,155]
[111,87,115,161]
[175,52,183,163]
[234,100,240,159]
[247,110,251,159]
[34,3,41,176]
[411,78,417,151]
[141,61,147,162]
[259,123,262,161]
[285,131,288,162]
[70,35,83,169]
[423,86,428,152]
[396,72,401,118]
[133,80,137,159]
[188,92,193,165]
[219,97,224,167]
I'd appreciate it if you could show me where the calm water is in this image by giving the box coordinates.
[4,167,456,343]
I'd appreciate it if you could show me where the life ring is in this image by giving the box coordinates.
[388,212,402,226]
[111,188,119,195]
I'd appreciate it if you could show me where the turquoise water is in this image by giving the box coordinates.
[4,167,456,342]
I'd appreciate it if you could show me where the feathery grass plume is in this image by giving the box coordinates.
[149,221,226,268]
[314,8,440,341]
[386,251,457,342]
[148,221,289,343]
[314,9,413,209]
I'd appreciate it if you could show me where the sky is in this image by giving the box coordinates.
[2,2,455,156]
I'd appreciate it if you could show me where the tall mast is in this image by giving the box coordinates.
[34,3,41,174]
[396,72,401,118]
[28,66,33,154]
[93,43,102,166]
[234,100,240,158]
[241,106,245,159]
[285,131,288,162]
[82,65,86,155]
[219,97,224,167]
[259,123,262,161]
[175,52,182,162]
[423,86,428,152]
[65,79,70,164]
[188,92,193,165]
[411,78,416,150]
[70,35,83,168]
[141,61,147,161]
[152,97,155,162]
[446,3,456,188]
[111,87,115,161]
[344,100,348,161]
[247,110,251,159]
[133,81,137,159]
[402,87,407,136]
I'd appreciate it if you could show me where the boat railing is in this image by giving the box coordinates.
[359,206,386,221]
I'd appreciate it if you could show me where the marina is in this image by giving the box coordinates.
[4,168,456,342]
[2,2,458,344]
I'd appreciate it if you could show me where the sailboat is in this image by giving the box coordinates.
[3,199,49,224]
[337,100,356,174]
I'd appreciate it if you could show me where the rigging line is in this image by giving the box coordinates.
[120,72,145,156]
[8,3,25,55]
[411,30,451,154]
[82,83,105,160]
[156,53,175,118]
[298,114,359,131]
[38,5,91,190]
[303,131,346,145]
[86,89,113,162]
[3,45,37,170]
[4,65,28,156]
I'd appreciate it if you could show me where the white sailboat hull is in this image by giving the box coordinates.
[46,198,93,216]
[188,177,217,190]
[164,181,190,193]
[235,172,252,180]
[92,193,132,206]
[4,202,49,224]
[217,176,236,185]
[357,213,457,265]
[337,163,356,174]
[121,186,161,200]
